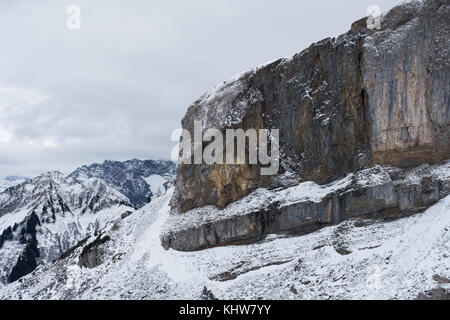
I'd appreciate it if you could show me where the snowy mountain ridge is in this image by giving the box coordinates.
[0,158,177,285]
[70,159,177,208]
[0,170,134,284]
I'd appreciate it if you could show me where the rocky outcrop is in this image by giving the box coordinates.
[162,162,450,251]
[171,0,450,214]
[7,212,41,283]
[417,287,450,300]
[78,234,111,269]
[362,1,450,167]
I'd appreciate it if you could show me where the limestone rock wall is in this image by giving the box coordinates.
[172,0,449,214]
[362,0,450,167]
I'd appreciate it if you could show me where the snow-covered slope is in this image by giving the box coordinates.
[0,176,29,193]
[2,185,448,300]
[0,171,134,284]
[70,159,176,208]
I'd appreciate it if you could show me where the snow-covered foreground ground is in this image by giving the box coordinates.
[1,188,449,300]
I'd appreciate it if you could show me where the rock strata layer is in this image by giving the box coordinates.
[162,162,450,251]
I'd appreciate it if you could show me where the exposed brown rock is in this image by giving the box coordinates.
[433,274,450,285]
[172,0,450,214]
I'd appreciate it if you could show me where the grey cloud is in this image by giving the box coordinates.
[0,0,404,177]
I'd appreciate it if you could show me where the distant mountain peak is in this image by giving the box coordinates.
[70,159,177,208]
[4,175,30,182]
[33,171,65,182]
[0,176,30,193]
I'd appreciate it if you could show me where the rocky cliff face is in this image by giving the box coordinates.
[362,1,450,167]
[172,0,449,214]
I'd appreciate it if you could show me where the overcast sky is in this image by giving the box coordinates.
[0,0,404,178]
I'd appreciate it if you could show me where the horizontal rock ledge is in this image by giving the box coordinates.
[161,161,450,251]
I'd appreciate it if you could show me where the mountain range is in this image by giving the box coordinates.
[0,159,176,284]
[0,176,30,193]
[70,159,177,208]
